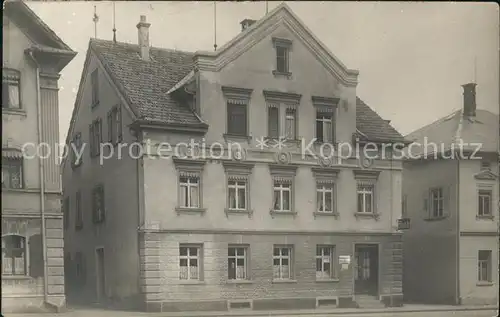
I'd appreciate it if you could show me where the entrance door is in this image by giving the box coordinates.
[95,248,105,302]
[354,244,378,295]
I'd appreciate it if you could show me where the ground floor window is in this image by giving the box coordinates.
[1,235,26,275]
[179,245,201,280]
[478,250,492,282]
[228,246,248,280]
[273,246,292,280]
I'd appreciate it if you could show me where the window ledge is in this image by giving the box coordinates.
[314,211,339,219]
[315,278,340,283]
[476,215,494,221]
[175,207,207,215]
[177,280,205,285]
[2,108,26,116]
[225,209,253,218]
[424,216,448,222]
[270,210,297,218]
[272,279,297,284]
[223,134,252,143]
[272,70,292,79]
[2,187,27,192]
[265,137,302,146]
[354,212,380,221]
[1,275,32,280]
[476,282,493,287]
[226,280,253,285]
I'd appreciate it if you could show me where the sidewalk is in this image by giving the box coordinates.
[5,304,497,317]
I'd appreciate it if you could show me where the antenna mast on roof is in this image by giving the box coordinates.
[266,1,269,14]
[93,5,99,38]
[213,1,217,51]
[112,1,116,43]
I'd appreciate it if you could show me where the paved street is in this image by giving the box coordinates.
[5,306,497,317]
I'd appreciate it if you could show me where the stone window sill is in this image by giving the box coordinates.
[272,70,292,79]
[1,275,32,280]
[264,137,302,146]
[314,211,339,219]
[476,215,494,221]
[177,280,205,285]
[175,207,206,215]
[223,134,252,143]
[225,209,253,218]
[476,281,493,287]
[354,212,380,221]
[272,279,297,284]
[424,216,448,222]
[2,108,26,116]
[270,210,297,218]
[227,280,253,285]
[315,278,340,283]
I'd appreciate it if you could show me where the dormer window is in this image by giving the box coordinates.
[272,38,292,76]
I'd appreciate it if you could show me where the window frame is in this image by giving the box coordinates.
[92,184,106,223]
[272,37,292,76]
[227,245,249,281]
[477,250,492,283]
[71,132,83,168]
[223,162,254,215]
[357,184,374,214]
[312,167,339,216]
[89,119,102,157]
[75,191,83,230]
[91,69,99,107]
[272,245,293,280]
[2,68,21,110]
[179,244,202,281]
[269,165,297,215]
[316,245,337,281]
[478,189,492,217]
[264,91,301,141]
[430,187,444,218]
[221,86,253,139]
[353,170,380,219]
[1,234,27,276]
[2,154,24,189]
[174,158,206,213]
[312,96,339,144]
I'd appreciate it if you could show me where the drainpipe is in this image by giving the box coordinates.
[456,159,460,305]
[27,50,49,305]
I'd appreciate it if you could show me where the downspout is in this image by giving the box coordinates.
[456,159,460,305]
[27,51,49,304]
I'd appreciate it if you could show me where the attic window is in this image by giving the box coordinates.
[2,68,21,110]
[272,38,292,76]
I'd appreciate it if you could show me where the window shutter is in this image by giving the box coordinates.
[423,190,428,218]
[107,112,113,143]
[92,188,97,223]
[100,186,106,222]
[89,124,93,156]
[268,107,279,138]
[443,185,451,217]
[117,106,123,142]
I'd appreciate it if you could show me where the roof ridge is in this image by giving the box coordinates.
[405,109,461,138]
[89,38,194,56]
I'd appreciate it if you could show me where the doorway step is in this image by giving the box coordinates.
[354,295,385,309]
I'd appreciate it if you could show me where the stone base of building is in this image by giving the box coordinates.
[1,295,66,313]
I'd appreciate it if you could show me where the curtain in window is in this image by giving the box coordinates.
[237,186,246,209]
[273,189,281,210]
[8,84,20,109]
[285,109,295,139]
[227,103,247,136]
[190,185,199,208]
[325,189,333,212]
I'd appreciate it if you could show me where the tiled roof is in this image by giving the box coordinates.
[91,39,404,142]
[406,109,499,155]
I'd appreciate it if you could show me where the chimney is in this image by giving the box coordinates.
[240,19,256,31]
[136,15,151,61]
[462,83,477,117]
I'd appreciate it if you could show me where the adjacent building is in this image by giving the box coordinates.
[403,83,499,305]
[62,3,407,312]
[2,0,76,313]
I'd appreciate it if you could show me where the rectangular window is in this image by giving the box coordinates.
[107,111,114,143]
[92,185,105,223]
[268,107,279,138]
[179,176,200,208]
[478,190,492,216]
[107,106,123,144]
[91,69,99,107]
[267,106,297,140]
[357,184,374,213]
[273,246,292,280]
[316,246,335,280]
[316,113,333,143]
[227,102,247,136]
[430,187,444,218]
[71,132,83,167]
[63,197,70,230]
[75,191,83,229]
[1,235,26,275]
[115,106,122,142]
[284,109,296,139]
[276,46,289,73]
[228,246,248,280]
[478,250,492,282]
[228,180,247,210]
[2,70,20,109]
[273,182,292,212]
[179,245,201,280]
[1,157,23,189]
[90,119,102,157]
[317,184,335,213]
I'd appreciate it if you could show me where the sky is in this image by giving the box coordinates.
[26,1,499,143]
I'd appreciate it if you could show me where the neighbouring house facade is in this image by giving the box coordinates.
[2,0,76,313]
[62,4,407,312]
[403,83,499,305]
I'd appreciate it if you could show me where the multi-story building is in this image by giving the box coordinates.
[62,3,406,312]
[403,83,499,305]
[2,0,76,313]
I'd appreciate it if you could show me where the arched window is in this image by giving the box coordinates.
[2,235,27,276]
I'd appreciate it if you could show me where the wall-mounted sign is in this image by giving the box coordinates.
[339,255,351,265]
[397,218,410,230]
[341,263,349,271]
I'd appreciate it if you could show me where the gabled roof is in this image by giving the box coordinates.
[89,37,403,143]
[406,108,499,156]
[4,0,73,51]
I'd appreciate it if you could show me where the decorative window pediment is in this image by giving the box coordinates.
[312,96,340,113]
[221,86,253,105]
[173,157,206,172]
[353,169,380,184]
[474,170,497,181]
[263,90,301,105]
[312,167,340,184]
[222,161,254,180]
